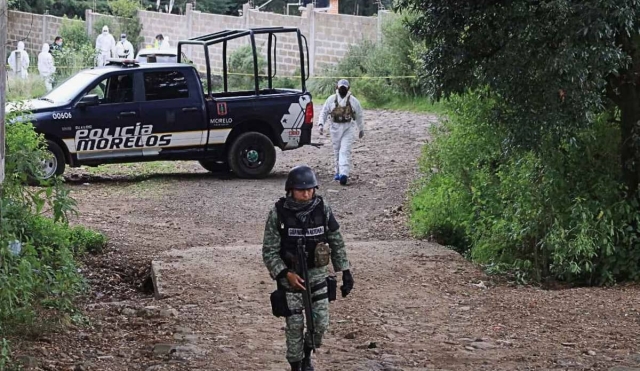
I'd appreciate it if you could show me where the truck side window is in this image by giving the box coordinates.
[83,73,134,104]
[144,71,189,101]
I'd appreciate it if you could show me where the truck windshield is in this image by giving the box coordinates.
[42,70,102,103]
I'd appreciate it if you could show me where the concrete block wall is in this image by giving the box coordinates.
[7,10,45,57]
[246,9,311,75]
[137,10,189,49]
[5,11,83,61]
[314,11,377,70]
[189,9,245,74]
[6,6,387,77]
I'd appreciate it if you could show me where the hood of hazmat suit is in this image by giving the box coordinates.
[38,43,56,77]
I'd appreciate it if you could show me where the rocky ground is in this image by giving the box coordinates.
[9,106,640,371]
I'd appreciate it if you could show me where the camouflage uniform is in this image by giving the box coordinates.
[263,199,350,363]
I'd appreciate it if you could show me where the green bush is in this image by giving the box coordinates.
[410,92,640,285]
[0,110,107,350]
[6,75,47,101]
[227,45,267,91]
[358,79,392,106]
[54,17,98,86]
[53,44,97,83]
[69,225,108,254]
[309,41,370,97]
[59,16,91,49]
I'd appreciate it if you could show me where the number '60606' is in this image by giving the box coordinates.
[52,112,72,120]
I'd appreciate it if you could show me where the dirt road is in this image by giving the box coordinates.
[12,106,640,371]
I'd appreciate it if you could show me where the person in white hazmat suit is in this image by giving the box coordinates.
[317,79,365,186]
[95,25,116,66]
[154,34,171,50]
[115,34,135,59]
[37,43,56,92]
[7,41,30,79]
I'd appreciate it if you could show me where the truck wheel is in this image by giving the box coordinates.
[29,140,66,185]
[42,140,66,179]
[227,132,276,179]
[198,160,230,173]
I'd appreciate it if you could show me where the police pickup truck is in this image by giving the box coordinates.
[16,27,314,180]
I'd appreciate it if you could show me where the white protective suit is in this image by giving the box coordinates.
[7,41,30,79]
[95,25,116,66]
[115,38,135,59]
[154,36,170,50]
[317,89,364,181]
[160,37,170,49]
[38,43,56,91]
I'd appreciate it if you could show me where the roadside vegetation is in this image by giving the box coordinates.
[0,109,107,368]
[392,1,640,286]
[2,16,111,367]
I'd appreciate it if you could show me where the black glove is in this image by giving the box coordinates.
[340,269,354,298]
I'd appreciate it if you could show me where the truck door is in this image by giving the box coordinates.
[138,69,207,158]
[72,71,142,160]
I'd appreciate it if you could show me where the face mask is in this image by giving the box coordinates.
[338,87,348,98]
[56,41,62,46]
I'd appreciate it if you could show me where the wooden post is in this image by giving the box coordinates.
[0,0,7,184]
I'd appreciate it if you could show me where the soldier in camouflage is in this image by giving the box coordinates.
[263,165,354,371]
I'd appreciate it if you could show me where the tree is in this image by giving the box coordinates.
[110,0,143,49]
[394,1,640,194]
[10,0,51,13]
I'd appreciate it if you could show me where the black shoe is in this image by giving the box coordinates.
[339,174,348,185]
[302,346,315,371]
[289,361,302,371]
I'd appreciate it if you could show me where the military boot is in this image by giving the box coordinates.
[289,361,302,371]
[302,346,315,371]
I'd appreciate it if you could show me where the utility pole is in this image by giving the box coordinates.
[0,0,6,184]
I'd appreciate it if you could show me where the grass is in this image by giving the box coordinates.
[358,95,448,114]
[7,75,47,102]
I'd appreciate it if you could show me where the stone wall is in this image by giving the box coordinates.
[6,5,388,76]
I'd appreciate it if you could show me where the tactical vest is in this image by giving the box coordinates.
[276,197,328,270]
[330,95,354,123]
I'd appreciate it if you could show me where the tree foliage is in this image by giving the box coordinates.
[110,0,144,48]
[395,0,640,191]
[11,0,386,18]
[399,1,640,284]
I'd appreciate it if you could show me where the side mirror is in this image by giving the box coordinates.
[77,94,99,108]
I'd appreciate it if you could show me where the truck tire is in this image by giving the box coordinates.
[198,160,230,173]
[43,140,66,178]
[29,140,66,185]
[227,132,276,179]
